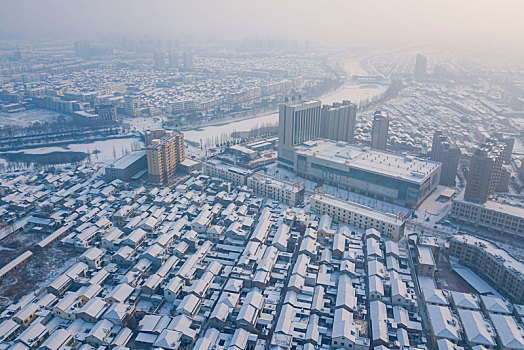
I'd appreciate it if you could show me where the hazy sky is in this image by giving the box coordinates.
[1,0,523,49]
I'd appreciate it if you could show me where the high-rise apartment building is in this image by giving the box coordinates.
[430,130,461,186]
[430,130,446,161]
[320,100,356,143]
[144,129,170,146]
[146,131,185,185]
[168,51,179,68]
[494,132,515,164]
[97,105,117,121]
[371,111,389,151]
[123,96,140,117]
[519,158,524,181]
[278,100,322,166]
[496,166,511,192]
[439,147,461,187]
[154,51,166,68]
[413,54,427,81]
[183,52,194,70]
[464,141,505,203]
[74,40,91,59]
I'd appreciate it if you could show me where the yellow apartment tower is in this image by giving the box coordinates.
[146,130,185,185]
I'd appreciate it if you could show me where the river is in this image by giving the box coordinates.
[184,83,387,147]
[0,82,386,166]
[0,55,385,166]
[0,137,144,167]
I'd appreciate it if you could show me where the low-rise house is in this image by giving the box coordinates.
[40,328,74,350]
[76,297,108,323]
[112,246,135,267]
[417,245,436,277]
[0,319,20,343]
[76,284,103,304]
[12,303,39,327]
[17,322,49,348]
[101,227,125,250]
[423,288,449,306]
[426,305,461,344]
[481,295,512,315]
[105,283,134,304]
[141,243,166,267]
[111,327,133,348]
[489,313,524,350]
[177,294,201,317]
[236,290,264,331]
[122,228,147,249]
[457,309,496,348]
[165,277,184,302]
[450,291,480,311]
[368,275,384,301]
[79,247,105,269]
[103,302,131,326]
[191,209,213,233]
[53,292,81,320]
[85,319,114,346]
[332,308,369,350]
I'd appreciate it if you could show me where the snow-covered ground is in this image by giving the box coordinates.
[0,109,66,127]
[124,116,165,132]
[412,185,454,226]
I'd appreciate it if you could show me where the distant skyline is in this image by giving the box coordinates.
[1,0,524,53]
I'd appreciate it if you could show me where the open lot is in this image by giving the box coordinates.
[434,253,473,293]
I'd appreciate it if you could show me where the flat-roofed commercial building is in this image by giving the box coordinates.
[203,160,252,187]
[450,198,524,237]
[293,140,441,208]
[178,159,202,174]
[449,234,524,303]
[105,151,147,182]
[310,194,406,240]
[247,174,304,206]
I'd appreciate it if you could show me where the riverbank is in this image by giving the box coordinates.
[179,83,351,132]
[0,133,138,153]
[179,108,280,132]
[183,82,388,146]
[183,81,385,131]
[0,57,378,165]
[0,136,144,169]
[0,151,89,166]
